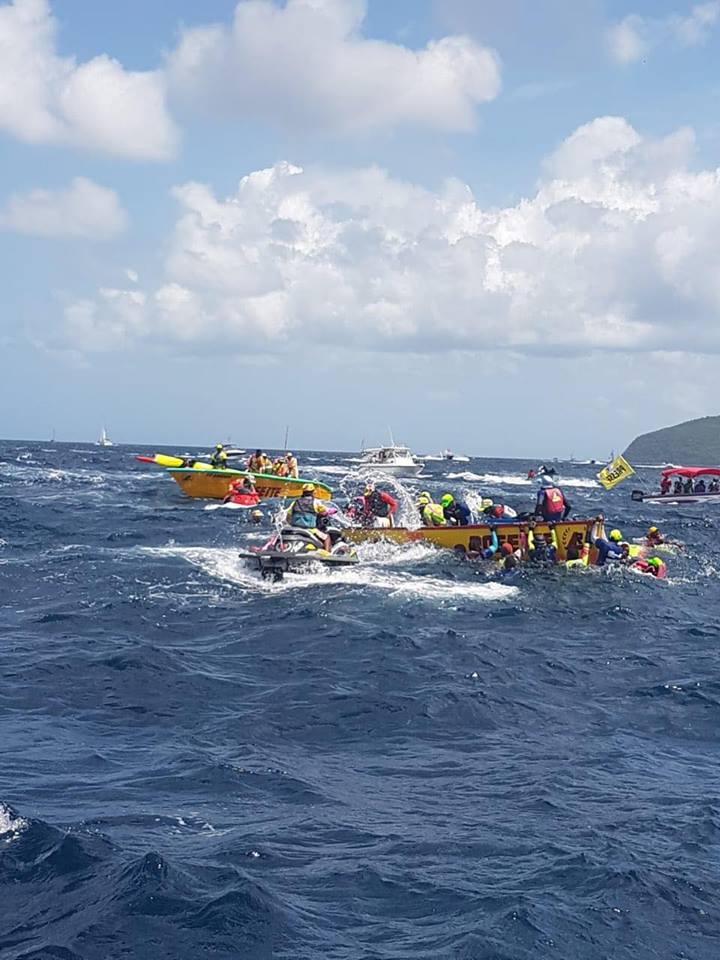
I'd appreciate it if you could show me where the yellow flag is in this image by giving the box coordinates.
[596,454,635,491]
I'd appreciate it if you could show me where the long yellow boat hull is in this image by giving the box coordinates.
[169,468,333,501]
[344,520,594,562]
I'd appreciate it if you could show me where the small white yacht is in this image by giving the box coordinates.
[359,444,423,476]
[96,427,113,447]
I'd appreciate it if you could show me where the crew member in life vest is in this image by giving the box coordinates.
[535,476,571,521]
[285,483,334,550]
[285,452,299,478]
[247,449,269,473]
[659,475,672,495]
[223,475,258,504]
[210,443,228,468]
[631,556,667,578]
[272,458,289,477]
[416,494,446,527]
[498,541,521,574]
[440,493,471,526]
[361,483,398,528]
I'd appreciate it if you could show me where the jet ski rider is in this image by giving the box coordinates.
[286,483,335,551]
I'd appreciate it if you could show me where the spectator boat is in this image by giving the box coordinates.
[631,467,720,505]
[359,444,423,476]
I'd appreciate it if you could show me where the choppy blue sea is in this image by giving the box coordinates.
[2,439,720,960]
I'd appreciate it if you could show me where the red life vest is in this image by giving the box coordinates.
[543,487,565,516]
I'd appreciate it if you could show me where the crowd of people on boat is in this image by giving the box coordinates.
[209,444,299,478]
[660,474,719,495]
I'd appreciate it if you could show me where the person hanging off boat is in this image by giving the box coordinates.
[272,457,289,477]
[285,483,335,551]
[535,475,571,521]
[631,556,667,578]
[440,493,472,526]
[359,483,398,528]
[527,522,557,564]
[210,443,229,468]
[416,493,446,526]
[590,518,628,566]
[223,475,258,504]
[482,499,519,520]
[498,541,521,574]
[565,533,590,569]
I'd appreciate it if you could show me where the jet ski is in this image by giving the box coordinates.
[239,526,358,581]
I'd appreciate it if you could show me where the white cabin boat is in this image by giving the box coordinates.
[359,444,423,476]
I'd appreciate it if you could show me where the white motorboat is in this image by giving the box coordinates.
[359,444,423,476]
[96,427,113,447]
[441,449,469,462]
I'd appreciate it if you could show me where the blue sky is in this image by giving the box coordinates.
[2,0,720,457]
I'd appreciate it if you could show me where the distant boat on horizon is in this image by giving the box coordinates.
[96,427,113,447]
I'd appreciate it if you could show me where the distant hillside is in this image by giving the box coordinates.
[624,415,720,464]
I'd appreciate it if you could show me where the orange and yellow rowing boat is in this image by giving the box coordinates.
[344,519,594,561]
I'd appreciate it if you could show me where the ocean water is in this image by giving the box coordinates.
[1,440,720,960]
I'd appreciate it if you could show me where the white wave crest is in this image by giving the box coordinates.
[446,471,598,489]
[143,545,518,603]
[0,803,28,841]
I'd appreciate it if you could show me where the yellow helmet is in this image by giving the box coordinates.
[648,526,658,534]
[416,495,430,506]
[302,483,315,493]
[609,529,622,542]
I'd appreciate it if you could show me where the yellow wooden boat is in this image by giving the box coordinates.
[344,519,595,562]
[168,468,333,501]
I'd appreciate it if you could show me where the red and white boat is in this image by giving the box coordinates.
[631,467,720,505]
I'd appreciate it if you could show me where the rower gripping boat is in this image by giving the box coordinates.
[136,454,332,500]
[631,466,720,506]
[344,519,595,562]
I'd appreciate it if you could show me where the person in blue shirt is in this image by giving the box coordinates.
[440,493,472,526]
[592,525,626,566]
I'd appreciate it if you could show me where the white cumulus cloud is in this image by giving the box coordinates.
[166,0,501,135]
[0,0,177,159]
[0,177,127,239]
[56,116,720,360]
[608,2,720,64]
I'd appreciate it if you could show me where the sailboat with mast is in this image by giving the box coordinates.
[96,427,113,447]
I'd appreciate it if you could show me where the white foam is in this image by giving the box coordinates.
[446,471,598,489]
[144,544,518,603]
[0,803,28,841]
